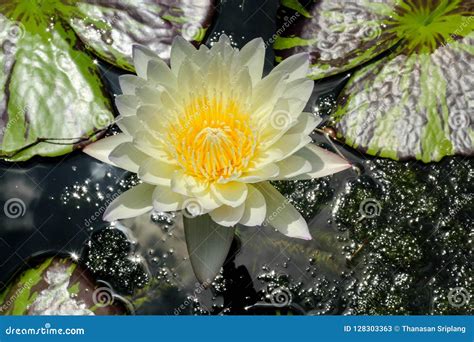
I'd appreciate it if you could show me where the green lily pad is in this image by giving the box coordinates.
[0,257,129,315]
[0,0,216,161]
[275,0,474,162]
[274,0,401,80]
[68,0,216,71]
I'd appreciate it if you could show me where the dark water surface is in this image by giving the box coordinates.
[0,0,472,315]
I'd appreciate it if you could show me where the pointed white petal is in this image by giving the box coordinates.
[238,163,279,183]
[239,185,266,226]
[183,214,235,284]
[252,71,287,119]
[256,134,312,166]
[273,155,312,179]
[152,184,185,211]
[254,182,312,240]
[83,134,131,166]
[239,38,265,86]
[171,171,209,197]
[272,53,310,82]
[147,59,177,89]
[136,104,167,132]
[132,45,158,78]
[211,182,248,207]
[132,129,174,164]
[109,142,148,173]
[209,203,245,227]
[103,183,154,221]
[138,158,177,186]
[118,74,147,95]
[290,144,352,179]
[115,94,139,117]
[115,115,140,136]
[286,112,320,135]
[170,36,196,75]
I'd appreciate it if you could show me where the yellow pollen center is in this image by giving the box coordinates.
[168,96,257,182]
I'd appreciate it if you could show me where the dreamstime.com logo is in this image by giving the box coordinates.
[269,286,292,307]
[448,287,470,308]
[0,278,33,313]
[358,198,382,221]
[92,287,115,308]
[4,323,85,336]
[3,198,26,218]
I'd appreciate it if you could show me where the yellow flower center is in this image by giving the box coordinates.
[168,96,258,182]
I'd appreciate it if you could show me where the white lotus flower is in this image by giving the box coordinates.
[84,35,350,241]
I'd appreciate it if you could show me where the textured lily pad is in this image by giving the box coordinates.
[0,257,128,315]
[0,0,216,161]
[68,0,217,70]
[276,0,474,162]
[274,0,401,80]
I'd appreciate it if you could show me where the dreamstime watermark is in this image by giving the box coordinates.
[358,198,382,221]
[265,12,300,48]
[92,287,114,308]
[441,16,474,47]
[447,287,470,308]
[448,111,470,130]
[0,278,34,313]
[181,22,203,41]
[83,191,122,227]
[174,281,210,315]
[270,110,293,130]
[182,198,205,219]
[3,198,26,219]
[268,286,292,307]
[5,323,85,336]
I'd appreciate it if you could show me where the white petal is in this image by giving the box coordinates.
[281,78,314,115]
[178,58,204,98]
[286,112,320,135]
[132,45,158,79]
[83,134,131,166]
[289,144,352,179]
[252,71,287,119]
[252,134,312,168]
[135,86,163,106]
[239,38,265,86]
[118,74,146,95]
[238,163,279,183]
[183,214,235,284]
[170,36,196,75]
[147,59,177,89]
[116,115,140,136]
[133,131,173,163]
[152,184,185,211]
[211,182,248,207]
[138,158,178,186]
[109,142,148,173]
[254,182,311,240]
[239,185,266,226]
[103,183,154,221]
[115,94,139,117]
[272,53,310,82]
[136,104,167,132]
[209,203,245,227]
[171,171,209,197]
[273,155,312,179]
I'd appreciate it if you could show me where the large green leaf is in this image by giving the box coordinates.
[0,0,216,161]
[274,0,401,80]
[331,1,474,162]
[275,0,474,162]
[68,0,216,71]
